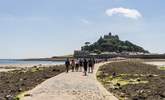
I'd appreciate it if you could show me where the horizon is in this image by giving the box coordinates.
[0,0,165,59]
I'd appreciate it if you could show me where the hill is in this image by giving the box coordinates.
[81,32,149,54]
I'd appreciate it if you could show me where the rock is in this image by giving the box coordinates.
[23,78,27,80]
[137,79,141,82]
[5,81,10,84]
[120,92,125,98]
[38,64,42,66]
[18,88,22,92]
[52,69,57,72]
[138,90,144,93]
[112,72,116,77]
[14,97,20,100]
[148,74,153,77]
[160,92,165,98]
[132,96,138,100]
[1,90,4,93]
[36,68,39,71]
[119,86,122,89]
[0,97,5,100]
[53,69,60,72]
[132,94,146,100]
[33,66,37,68]
[10,90,15,93]
[5,95,14,100]
[43,75,50,79]
[116,83,121,86]
[19,78,23,81]
[21,83,25,86]
[24,94,32,97]
[113,86,119,90]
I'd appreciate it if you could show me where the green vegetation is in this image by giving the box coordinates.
[14,96,20,100]
[30,67,44,72]
[159,66,165,70]
[99,74,148,86]
[81,32,149,53]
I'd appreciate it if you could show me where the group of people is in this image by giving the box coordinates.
[65,58,95,76]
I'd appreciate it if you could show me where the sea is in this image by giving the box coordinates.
[0,59,64,65]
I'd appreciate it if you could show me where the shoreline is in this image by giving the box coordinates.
[0,64,65,73]
[0,59,165,99]
[0,63,64,67]
[143,61,165,66]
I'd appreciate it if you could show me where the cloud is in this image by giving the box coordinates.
[80,19,91,24]
[105,7,142,19]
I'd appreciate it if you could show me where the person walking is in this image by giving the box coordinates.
[88,58,93,73]
[71,59,75,72]
[65,58,70,73]
[91,58,95,73]
[75,59,79,72]
[79,59,83,72]
[83,58,88,76]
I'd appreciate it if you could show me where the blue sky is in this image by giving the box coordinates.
[0,0,165,58]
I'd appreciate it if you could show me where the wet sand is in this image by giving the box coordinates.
[0,69,15,72]
[144,61,165,66]
[143,59,165,67]
[0,64,63,72]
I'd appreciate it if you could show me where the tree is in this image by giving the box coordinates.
[81,33,149,53]
[85,42,90,46]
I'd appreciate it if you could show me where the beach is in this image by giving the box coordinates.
[0,59,165,100]
[0,61,119,100]
[0,60,64,72]
[144,61,165,66]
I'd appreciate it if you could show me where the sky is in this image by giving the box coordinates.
[0,0,165,58]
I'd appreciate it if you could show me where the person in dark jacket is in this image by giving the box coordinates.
[79,59,83,72]
[83,59,88,76]
[65,58,70,73]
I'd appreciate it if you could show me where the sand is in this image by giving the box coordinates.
[0,64,63,72]
[144,61,165,66]
[0,68,16,72]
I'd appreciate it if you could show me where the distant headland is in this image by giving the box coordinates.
[81,32,149,53]
[74,32,165,59]
[23,32,165,60]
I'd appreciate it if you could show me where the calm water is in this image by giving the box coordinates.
[0,59,64,65]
